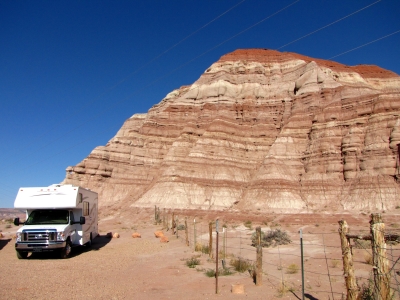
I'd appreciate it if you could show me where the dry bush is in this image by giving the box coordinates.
[186,256,200,268]
[230,257,253,273]
[277,280,295,297]
[204,268,234,277]
[364,253,373,265]
[251,228,291,248]
[286,263,299,274]
[195,243,210,254]
[243,220,252,229]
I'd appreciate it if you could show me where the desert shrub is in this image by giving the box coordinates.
[359,284,373,300]
[186,257,200,268]
[204,268,216,277]
[358,277,374,300]
[195,243,210,254]
[244,220,252,229]
[364,253,373,265]
[177,224,186,231]
[251,229,291,248]
[230,257,253,273]
[204,268,234,277]
[286,263,299,274]
[277,280,295,296]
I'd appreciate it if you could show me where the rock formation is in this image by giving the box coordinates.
[63,49,400,212]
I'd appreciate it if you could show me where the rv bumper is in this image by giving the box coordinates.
[15,241,66,252]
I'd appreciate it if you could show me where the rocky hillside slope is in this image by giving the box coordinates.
[63,49,400,212]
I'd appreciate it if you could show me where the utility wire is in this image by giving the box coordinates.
[329,29,400,60]
[277,0,382,50]
[1,0,300,179]
[3,0,248,169]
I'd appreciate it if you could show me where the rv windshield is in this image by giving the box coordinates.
[25,209,69,225]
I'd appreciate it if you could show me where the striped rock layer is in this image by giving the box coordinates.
[64,49,400,212]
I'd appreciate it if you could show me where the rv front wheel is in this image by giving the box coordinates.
[60,240,72,259]
[16,250,28,259]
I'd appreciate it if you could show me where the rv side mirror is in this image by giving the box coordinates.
[80,216,85,225]
[14,218,20,226]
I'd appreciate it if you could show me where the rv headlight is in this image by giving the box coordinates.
[16,232,22,242]
[57,232,65,241]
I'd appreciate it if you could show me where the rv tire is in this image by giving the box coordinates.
[16,250,28,259]
[60,239,72,259]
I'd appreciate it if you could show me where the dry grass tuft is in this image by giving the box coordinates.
[286,263,299,274]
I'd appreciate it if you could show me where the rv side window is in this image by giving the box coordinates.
[78,193,83,203]
[83,201,89,216]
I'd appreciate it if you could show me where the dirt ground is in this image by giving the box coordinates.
[1,208,399,300]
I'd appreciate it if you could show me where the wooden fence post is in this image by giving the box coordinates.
[338,220,358,300]
[370,213,391,300]
[255,226,263,286]
[185,217,189,246]
[166,214,169,231]
[193,218,197,250]
[172,212,176,234]
[223,227,226,263]
[163,208,166,228]
[209,222,213,258]
[176,216,179,238]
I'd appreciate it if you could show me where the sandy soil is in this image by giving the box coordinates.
[1,209,399,300]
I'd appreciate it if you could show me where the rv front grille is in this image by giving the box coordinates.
[22,230,57,243]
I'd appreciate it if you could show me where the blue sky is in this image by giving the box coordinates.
[1,0,399,207]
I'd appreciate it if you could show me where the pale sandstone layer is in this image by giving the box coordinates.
[63,49,400,212]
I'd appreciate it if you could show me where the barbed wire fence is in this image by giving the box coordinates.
[155,207,400,299]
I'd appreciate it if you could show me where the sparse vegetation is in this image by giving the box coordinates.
[185,256,201,268]
[358,276,374,300]
[331,259,340,268]
[286,263,299,274]
[195,243,210,254]
[230,257,253,273]
[277,280,295,297]
[251,228,291,248]
[177,224,186,231]
[364,253,373,265]
[204,268,234,277]
[244,220,252,229]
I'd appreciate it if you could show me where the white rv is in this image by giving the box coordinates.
[13,184,98,259]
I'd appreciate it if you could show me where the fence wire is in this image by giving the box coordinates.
[161,212,400,299]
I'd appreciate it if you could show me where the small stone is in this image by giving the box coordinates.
[160,236,169,243]
[154,231,164,238]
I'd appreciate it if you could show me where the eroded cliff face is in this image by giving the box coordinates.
[63,49,400,212]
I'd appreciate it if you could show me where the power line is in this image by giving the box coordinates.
[1,0,301,177]
[277,0,382,50]
[329,29,400,60]
[2,0,248,170]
